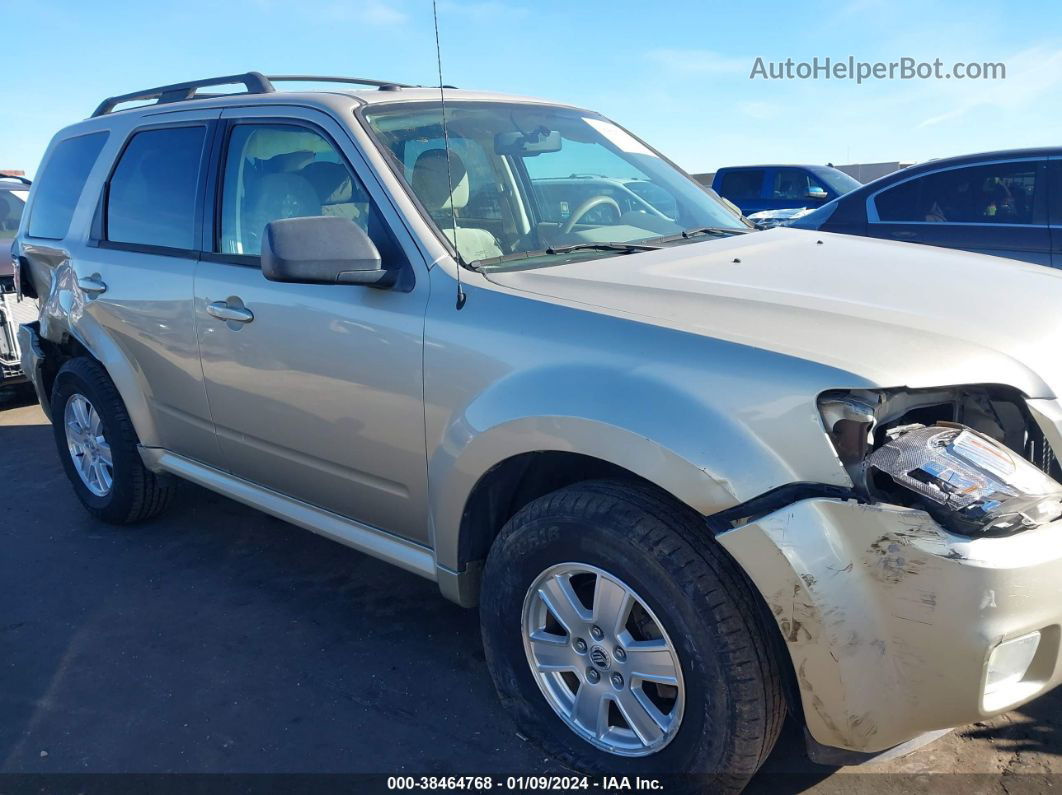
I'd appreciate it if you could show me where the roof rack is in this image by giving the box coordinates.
[91,72,418,117]
[266,75,414,90]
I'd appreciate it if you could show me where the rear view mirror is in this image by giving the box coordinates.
[261,216,393,288]
[495,129,562,156]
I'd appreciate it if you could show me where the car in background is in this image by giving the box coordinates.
[745,206,815,229]
[712,164,861,216]
[791,148,1062,266]
[0,175,35,386]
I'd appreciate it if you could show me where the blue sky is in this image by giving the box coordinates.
[5,0,1061,178]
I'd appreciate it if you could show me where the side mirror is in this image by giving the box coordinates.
[806,186,828,201]
[261,216,393,288]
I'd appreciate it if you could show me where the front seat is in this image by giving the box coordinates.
[242,172,322,255]
[409,149,503,262]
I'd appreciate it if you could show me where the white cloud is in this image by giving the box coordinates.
[646,48,749,76]
[737,101,779,120]
[917,45,1062,127]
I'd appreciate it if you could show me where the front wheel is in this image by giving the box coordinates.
[480,481,785,789]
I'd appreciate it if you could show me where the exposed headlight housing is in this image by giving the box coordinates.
[866,423,1062,536]
[818,386,1062,537]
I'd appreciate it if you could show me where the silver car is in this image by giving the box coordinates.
[14,72,1062,787]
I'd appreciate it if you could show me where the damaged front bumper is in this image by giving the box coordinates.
[718,497,1062,756]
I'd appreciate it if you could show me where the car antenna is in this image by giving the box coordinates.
[432,0,466,310]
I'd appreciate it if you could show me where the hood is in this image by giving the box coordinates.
[485,228,1062,398]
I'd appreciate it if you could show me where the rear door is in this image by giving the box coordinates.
[71,110,221,463]
[867,158,1051,266]
[193,106,431,544]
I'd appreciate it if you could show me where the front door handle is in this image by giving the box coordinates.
[77,275,108,295]
[206,300,254,324]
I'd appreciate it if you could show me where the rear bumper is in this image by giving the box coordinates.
[17,321,50,419]
[717,498,1062,755]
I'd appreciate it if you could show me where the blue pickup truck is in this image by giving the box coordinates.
[711,164,860,215]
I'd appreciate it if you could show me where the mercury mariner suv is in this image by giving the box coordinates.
[13,72,1062,788]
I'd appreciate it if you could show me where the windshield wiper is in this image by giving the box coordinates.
[545,241,663,255]
[646,226,752,245]
[471,241,662,269]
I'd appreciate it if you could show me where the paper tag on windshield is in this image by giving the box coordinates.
[583,118,657,157]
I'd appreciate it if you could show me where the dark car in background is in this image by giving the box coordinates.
[711,164,861,215]
[1,174,34,385]
[792,148,1062,266]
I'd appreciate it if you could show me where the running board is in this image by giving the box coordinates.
[138,447,437,581]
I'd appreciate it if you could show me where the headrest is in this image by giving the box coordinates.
[410,149,469,211]
[301,161,359,204]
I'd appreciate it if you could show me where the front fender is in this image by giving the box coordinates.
[430,360,805,572]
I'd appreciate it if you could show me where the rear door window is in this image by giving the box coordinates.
[717,169,765,200]
[27,132,108,240]
[875,161,1045,225]
[106,126,206,250]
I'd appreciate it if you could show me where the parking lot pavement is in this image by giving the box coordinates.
[2,386,1060,792]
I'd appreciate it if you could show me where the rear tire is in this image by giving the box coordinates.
[50,357,174,524]
[480,480,785,790]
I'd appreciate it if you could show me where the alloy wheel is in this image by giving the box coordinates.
[521,563,685,756]
[64,393,113,497]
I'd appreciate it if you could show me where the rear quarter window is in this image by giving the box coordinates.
[27,131,109,240]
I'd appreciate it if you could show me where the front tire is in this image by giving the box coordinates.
[50,357,174,524]
[480,480,785,789]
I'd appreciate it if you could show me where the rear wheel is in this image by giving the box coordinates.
[50,357,174,524]
[480,480,785,789]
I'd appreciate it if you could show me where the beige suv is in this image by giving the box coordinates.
[14,72,1062,787]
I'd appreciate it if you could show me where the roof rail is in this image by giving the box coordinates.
[91,71,276,117]
[265,75,415,90]
[0,174,31,185]
[91,72,424,117]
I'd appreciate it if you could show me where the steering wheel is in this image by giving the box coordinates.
[561,195,622,234]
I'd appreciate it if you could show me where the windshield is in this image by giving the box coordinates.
[811,167,861,196]
[363,102,745,268]
[0,189,27,239]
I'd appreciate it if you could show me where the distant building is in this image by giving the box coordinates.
[0,170,25,177]
[831,161,913,184]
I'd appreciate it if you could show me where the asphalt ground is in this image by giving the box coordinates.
[1,385,1059,794]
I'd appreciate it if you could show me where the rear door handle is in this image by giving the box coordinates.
[206,300,254,323]
[77,275,108,295]
[891,230,918,239]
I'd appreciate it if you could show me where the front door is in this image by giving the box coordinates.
[193,108,431,543]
